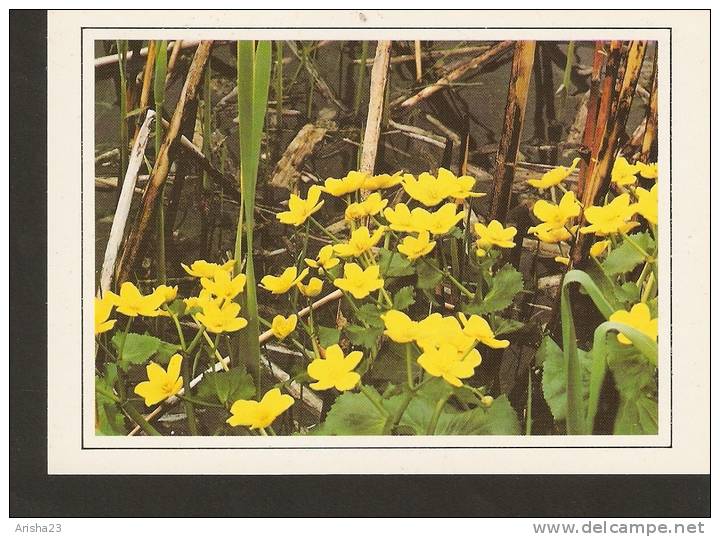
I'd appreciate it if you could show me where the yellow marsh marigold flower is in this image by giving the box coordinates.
[632,184,658,226]
[381,310,420,343]
[333,226,386,258]
[532,191,581,227]
[527,157,580,189]
[260,266,310,294]
[307,344,363,391]
[134,354,183,406]
[437,168,485,200]
[181,259,235,279]
[609,303,658,346]
[474,220,517,256]
[297,276,324,297]
[363,171,404,191]
[398,230,436,261]
[458,313,509,349]
[528,222,575,244]
[153,284,178,304]
[196,301,248,334]
[383,203,422,233]
[334,263,384,299]
[590,240,611,258]
[305,245,340,272]
[417,344,482,388]
[110,282,167,318]
[402,168,483,207]
[94,295,116,335]
[184,289,219,313]
[227,388,294,429]
[200,271,247,301]
[322,170,368,197]
[415,314,475,354]
[636,162,658,180]
[345,192,388,220]
[415,203,466,235]
[580,194,639,236]
[611,156,640,186]
[276,185,324,226]
[271,314,297,340]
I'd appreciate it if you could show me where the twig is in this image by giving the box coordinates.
[95,40,201,70]
[359,41,392,177]
[286,41,349,114]
[99,110,155,294]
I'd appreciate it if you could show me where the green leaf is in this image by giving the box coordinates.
[467,264,523,314]
[345,323,383,352]
[312,388,388,435]
[614,393,658,434]
[368,342,419,384]
[317,325,341,347]
[393,286,415,311]
[602,232,655,275]
[111,332,180,371]
[539,336,592,422]
[416,259,443,290]
[491,316,524,336]
[354,303,384,328]
[95,374,125,435]
[378,247,415,278]
[196,366,256,405]
[166,299,186,317]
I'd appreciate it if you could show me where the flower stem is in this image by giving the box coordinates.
[310,216,340,242]
[181,357,199,435]
[426,393,451,435]
[123,403,162,436]
[405,343,415,389]
[170,312,187,351]
[359,383,390,418]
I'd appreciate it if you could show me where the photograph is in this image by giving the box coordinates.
[92,37,660,438]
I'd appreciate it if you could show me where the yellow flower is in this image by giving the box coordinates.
[333,226,386,258]
[260,266,310,294]
[532,191,581,227]
[334,263,384,299]
[277,185,325,226]
[297,277,324,297]
[416,203,466,235]
[636,162,658,180]
[458,313,509,349]
[181,259,235,279]
[527,158,580,189]
[381,309,420,343]
[226,388,294,429]
[134,354,183,406]
[94,294,116,335]
[271,314,297,340]
[402,168,483,207]
[609,303,658,346]
[417,344,482,387]
[398,231,436,261]
[200,271,247,301]
[196,301,248,334]
[305,245,340,272]
[307,344,363,391]
[110,282,167,318]
[153,284,178,304]
[184,289,219,313]
[345,192,388,220]
[580,194,639,236]
[474,220,517,256]
[383,203,423,233]
[590,240,610,258]
[528,222,574,244]
[611,156,640,186]
[632,184,657,225]
[363,171,404,191]
[437,168,485,201]
[322,171,368,197]
[415,314,475,353]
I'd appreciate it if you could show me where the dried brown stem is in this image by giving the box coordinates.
[360,40,392,177]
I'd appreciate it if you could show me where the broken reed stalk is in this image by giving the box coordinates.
[99,110,156,294]
[116,40,129,204]
[132,40,156,143]
[126,289,345,436]
[414,40,422,81]
[360,40,392,178]
[399,40,514,108]
[640,46,658,162]
[165,40,182,82]
[489,41,536,223]
[355,45,490,65]
[572,40,647,266]
[116,41,213,286]
[576,41,607,195]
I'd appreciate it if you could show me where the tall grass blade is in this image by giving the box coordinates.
[153,40,168,283]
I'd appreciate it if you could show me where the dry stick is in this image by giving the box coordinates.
[414,40,422,81]
[165,40,182,82]
[489,41,536,223]
[575,41,606,195]
[116,41,213,286]
[355,45,490,65]
[360,40,392,177]
[95,40,201,69]
[99,110,156,294]
[399,40,513,108]
[640,46,658,162]
[131,41,157,143]
[286,41,349,114]
[127,289,344,436]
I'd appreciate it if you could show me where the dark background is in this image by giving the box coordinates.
[9,9,710,518]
